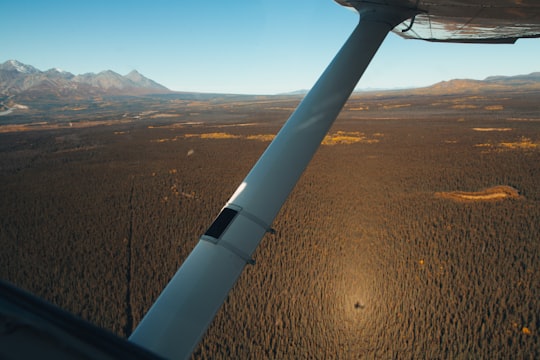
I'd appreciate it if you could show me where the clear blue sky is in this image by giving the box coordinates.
[2,0,539,94]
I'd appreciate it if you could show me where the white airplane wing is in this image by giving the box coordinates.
[339,0,540,43]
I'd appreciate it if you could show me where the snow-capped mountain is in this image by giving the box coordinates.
[0,60,41,74]
[0,60,170,98]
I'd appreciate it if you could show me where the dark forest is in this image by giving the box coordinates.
[1,89,538,358]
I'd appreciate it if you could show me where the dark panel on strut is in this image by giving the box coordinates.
[204,208,238,239]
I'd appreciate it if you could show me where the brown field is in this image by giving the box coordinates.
[0,90,539,358]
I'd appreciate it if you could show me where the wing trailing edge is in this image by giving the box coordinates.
[337,0,540,43]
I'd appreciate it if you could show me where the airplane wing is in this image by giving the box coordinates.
[338,0,540,43]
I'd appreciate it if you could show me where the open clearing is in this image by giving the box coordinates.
[435,185,522,202]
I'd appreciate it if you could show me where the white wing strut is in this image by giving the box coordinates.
[129,5,415,359]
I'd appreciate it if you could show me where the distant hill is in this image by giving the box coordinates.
[281,72,540,97]
[0,60,170,100]
[484,72,540,85]
[419,72,540,94]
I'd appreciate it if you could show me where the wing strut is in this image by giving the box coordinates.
[129,4,415,359]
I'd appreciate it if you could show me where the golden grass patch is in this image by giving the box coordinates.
[382,104,411,110]
[485,105,504,111]
[246,134,275,142]
[499,137,538,149]
[435,186,522,202]
[322,131,379,146]
[200,132,241,139]
[472,128,512,132]
[349,106,369,111]
[148,123,184,129]
[151,136,181,143]
[475,137,539,152]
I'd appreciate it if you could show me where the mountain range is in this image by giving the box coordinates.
[1,60,539,102]
[0,60,170,99]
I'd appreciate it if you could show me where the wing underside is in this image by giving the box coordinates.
[338,0,540,43]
